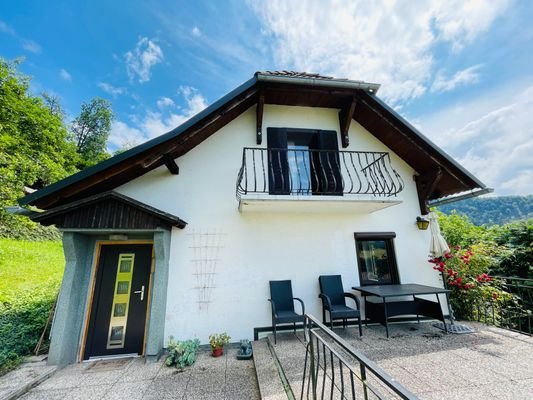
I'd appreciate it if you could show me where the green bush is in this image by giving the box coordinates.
[165,337,200,370]
[0,286,57,375]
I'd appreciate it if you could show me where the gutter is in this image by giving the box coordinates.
[4,205,37,217]
[255,73,381,94]
[428,188,494,208]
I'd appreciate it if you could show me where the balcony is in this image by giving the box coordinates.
[236,147,405,212]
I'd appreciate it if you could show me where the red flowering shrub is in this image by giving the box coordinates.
[429,243,513,320]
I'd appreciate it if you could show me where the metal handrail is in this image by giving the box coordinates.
[301,314,417,400]
[236,147,404,200]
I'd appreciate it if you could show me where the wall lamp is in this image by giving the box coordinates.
[416,217,430,230]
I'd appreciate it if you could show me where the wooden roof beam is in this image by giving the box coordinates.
[256,92,264,145]
[163,155,179,175]
[338,96,357,148]
[414,168,442,215]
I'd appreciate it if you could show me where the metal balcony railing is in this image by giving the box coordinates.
[236,148,404,200]
[301,314,417,400]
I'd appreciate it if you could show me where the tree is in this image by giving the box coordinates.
[0,58,78,238]
[70,97,113,169]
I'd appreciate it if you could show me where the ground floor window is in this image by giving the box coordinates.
[354,232,399,286]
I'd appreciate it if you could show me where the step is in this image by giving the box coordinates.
[253,339,291,400]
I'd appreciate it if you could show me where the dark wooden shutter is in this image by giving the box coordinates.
[267,128,290,194]
[313,130,343,195]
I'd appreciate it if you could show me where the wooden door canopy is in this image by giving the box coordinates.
[30,191,187,230]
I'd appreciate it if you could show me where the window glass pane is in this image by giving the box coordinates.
[357,239,396,285]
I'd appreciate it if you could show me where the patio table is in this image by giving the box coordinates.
[351,284,452,338]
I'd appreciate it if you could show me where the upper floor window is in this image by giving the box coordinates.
[267,128,342,196]
[354,232,399,286]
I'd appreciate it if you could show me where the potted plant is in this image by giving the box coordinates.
[209,332,231,357]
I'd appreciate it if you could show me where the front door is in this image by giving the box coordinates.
[84,243,152,360]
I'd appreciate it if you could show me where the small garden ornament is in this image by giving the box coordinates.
[236,339,253,360]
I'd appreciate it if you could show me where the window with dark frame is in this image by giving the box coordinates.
[354,232,400,286]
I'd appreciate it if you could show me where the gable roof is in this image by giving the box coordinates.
[19,71,485,210]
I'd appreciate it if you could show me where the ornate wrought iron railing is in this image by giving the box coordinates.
[301,314,417,400]
[472,276,533,335]
[236,148,404,200]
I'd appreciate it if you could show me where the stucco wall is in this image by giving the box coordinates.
[117,105,443,343]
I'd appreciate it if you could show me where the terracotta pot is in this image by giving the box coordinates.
[212,347,224,357]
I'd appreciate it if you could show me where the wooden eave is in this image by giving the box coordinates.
[31,191,187,230]
[20,75,485,210]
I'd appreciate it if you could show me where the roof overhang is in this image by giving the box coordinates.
[19,71,485,211]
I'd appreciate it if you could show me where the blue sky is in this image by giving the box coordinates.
[1,0,532,195]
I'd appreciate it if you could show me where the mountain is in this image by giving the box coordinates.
[437,195,533,226]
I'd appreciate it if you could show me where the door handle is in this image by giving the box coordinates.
[134,285,145,301]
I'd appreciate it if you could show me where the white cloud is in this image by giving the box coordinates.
[418,83,533,195]
[0,21,42,54]
[432,0,510,52]
[124,37,164,83]
[431,65,482,93]
[191,26,201,37]
[156,96,175,109]
[0,20,15,35]
[248,0,509,103]
[59,68,71,81]
[108,87,208,150]
[98,82,125,97]
[108,121,145,152]
[21,39,41,54]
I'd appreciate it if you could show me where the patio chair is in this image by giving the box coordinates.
[318,275,362,336]
[268,280,305,344]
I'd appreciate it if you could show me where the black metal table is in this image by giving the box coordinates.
[352,284,452,338]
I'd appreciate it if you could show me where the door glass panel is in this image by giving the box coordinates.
[287,142,311,195]
[107,253,135,349]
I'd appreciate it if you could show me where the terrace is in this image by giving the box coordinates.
[259,319,533,399]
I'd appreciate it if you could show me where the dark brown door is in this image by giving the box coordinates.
[84,243,152,360]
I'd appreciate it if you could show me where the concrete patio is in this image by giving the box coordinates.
[6,347,259,400]
[2,321,532,400]
[268,321,533,399]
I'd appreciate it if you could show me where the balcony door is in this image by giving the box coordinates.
[267,128,343,196]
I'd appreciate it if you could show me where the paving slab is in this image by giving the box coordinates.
[9,346,260,400]
[0,360,57,400]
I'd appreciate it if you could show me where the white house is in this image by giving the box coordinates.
[20,71,487,366]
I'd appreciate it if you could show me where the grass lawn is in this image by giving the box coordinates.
[0,239,64,375]
[0,239,64,302]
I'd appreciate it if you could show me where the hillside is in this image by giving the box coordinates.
[438,195,533,226]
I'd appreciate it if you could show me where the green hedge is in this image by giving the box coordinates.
[0,239,63,376]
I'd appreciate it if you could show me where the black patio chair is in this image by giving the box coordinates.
[318,275,362,336]
[268,280,305,344]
